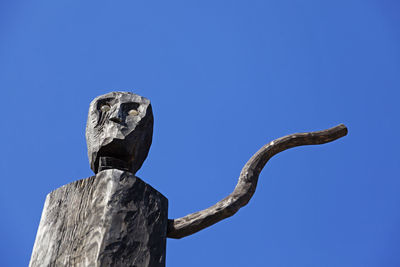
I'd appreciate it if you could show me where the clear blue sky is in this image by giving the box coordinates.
[1,1,399,266]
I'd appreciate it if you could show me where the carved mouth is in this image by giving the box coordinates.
[95,138,135,169]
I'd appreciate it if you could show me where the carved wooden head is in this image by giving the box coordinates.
[86,92,153,174]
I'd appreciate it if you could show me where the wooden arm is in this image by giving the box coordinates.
[167,124,348,239]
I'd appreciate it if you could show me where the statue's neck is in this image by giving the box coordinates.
[98,156,131,173]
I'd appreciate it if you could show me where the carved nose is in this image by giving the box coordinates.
[109,105,123,123]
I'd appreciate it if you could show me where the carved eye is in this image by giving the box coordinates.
[128,109,139,116]
[100,104,111,112]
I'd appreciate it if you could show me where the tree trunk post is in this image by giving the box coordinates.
[29,169,168,267]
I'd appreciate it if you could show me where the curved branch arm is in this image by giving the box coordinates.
[167,124,348,239]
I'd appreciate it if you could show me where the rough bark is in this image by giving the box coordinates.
[30,169,168,267]
[167,124,348,239]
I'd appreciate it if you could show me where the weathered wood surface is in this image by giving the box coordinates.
[30,169,168,267]
[86,92,153,175]
[168,124,348,239]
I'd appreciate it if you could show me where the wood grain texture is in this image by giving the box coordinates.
[30,169,168,267]
[86,92,153,175]
[167,124,348,239]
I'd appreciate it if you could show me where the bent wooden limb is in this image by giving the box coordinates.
[167,124,348,239]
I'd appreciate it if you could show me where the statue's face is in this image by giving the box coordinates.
[86,92,153,174]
